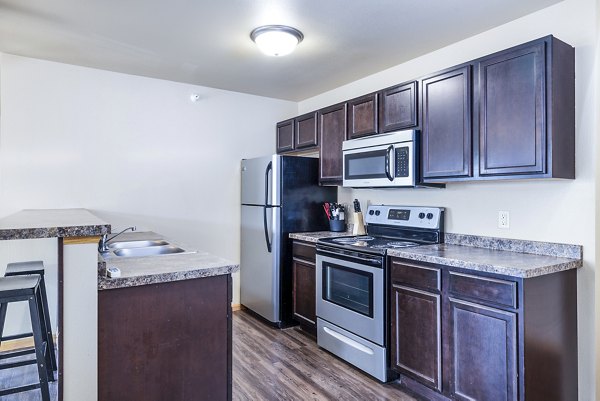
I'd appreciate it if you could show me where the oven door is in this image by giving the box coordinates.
[316,250,384,345]
[342,141,414,188]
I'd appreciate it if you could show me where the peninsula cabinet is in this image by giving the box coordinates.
[421,35,575,183]
[291,240,317,335]
[319,102,347,185]
[99,275,233,401]
[379,81,418,133]
[390,257,578,401]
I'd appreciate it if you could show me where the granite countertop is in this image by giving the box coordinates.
[289,228,353,243]
[98,231,239,290]
[290,230,582,278]
[0,208,110,240]
[387,243,581,278]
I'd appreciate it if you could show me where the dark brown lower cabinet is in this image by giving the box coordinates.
[391,284,441,390]
[292,240,317,335]
[98,275,232,401]
[390,257,578,401]
[448,298,517,401]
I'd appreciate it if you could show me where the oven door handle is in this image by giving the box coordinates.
[323,326,375,355]
[384,145,394,181]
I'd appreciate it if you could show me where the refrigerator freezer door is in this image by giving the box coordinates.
[240,204,281,323]
[241,155,281,206]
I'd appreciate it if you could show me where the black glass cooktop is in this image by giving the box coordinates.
[318,235,422,255]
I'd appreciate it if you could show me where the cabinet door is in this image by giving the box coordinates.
[292,258,316,331]
[448,298,518,401]
[276,119,295,153]
[391,284,441,391]
[421,66,472,180]
[379,81,417,132]
[319,103,347,184]
[348,93,378,139]
[478,42,545,176]
[295,112,319,149]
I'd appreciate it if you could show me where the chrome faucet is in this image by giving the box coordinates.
[98,226,136,252]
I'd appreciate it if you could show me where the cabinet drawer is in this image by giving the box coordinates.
[390,259,440,292]
[292,241,316,263]
[448,272,517,309]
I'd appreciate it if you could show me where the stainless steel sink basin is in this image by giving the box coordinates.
[99,235,194,260]
[112,245,186,258]
[108,240,168,249]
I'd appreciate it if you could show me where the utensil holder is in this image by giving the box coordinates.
[352,212,366,235]
[329,219,346,232]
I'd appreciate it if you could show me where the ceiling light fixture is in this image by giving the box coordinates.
[250,25,304,57]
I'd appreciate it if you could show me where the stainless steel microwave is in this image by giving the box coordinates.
[342,130,417,188]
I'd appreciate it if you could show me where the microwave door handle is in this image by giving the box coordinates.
[384,145,394,181]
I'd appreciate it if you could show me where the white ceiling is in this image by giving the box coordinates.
[0,0,562,101]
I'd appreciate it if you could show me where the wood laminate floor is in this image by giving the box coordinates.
[233,310,418,401]
[0,348,58,401]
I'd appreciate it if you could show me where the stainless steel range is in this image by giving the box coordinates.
[315,205,445,382]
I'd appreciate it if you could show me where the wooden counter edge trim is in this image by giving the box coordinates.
[63,236,101,245]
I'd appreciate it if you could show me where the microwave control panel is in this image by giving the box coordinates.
[395,147,409,177]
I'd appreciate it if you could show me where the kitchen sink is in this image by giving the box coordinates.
[112,245,186,257]
[107,240,169,249]
[100,236,194,259]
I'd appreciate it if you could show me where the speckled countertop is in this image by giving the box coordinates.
[98,231,238,290]
[0,208,110,240]
[289,226,353,243]
[387,244,581,278]
[290,230,582,278]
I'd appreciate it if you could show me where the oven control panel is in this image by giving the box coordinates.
[364,205,444,229]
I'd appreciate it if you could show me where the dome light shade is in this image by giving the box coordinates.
[250,25,304,57]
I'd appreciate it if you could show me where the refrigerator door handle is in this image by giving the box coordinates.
[263,161,273,253]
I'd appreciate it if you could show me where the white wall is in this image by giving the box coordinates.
[0,54,297,313]
[299,0,598,398]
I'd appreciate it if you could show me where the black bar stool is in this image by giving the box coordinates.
[0,275,53,401]
[0,260,57,372]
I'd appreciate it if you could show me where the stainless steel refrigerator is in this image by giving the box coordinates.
[240,155,337,326]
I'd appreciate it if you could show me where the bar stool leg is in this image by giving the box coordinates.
[0,303,7,349]
[28,295,51,401]
[34,289,55,382]
[38,275,57,372]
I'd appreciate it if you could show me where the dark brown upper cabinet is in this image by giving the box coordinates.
[420,35,574,183]
[295,112,319,149]
[477,36,574,179]
[276,119,295,153]
[319,102,347,185]
[379,81,418,133]
[347,93,378,139]
[421,65,473,181]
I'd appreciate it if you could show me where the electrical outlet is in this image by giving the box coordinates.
[498,211,510,229]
